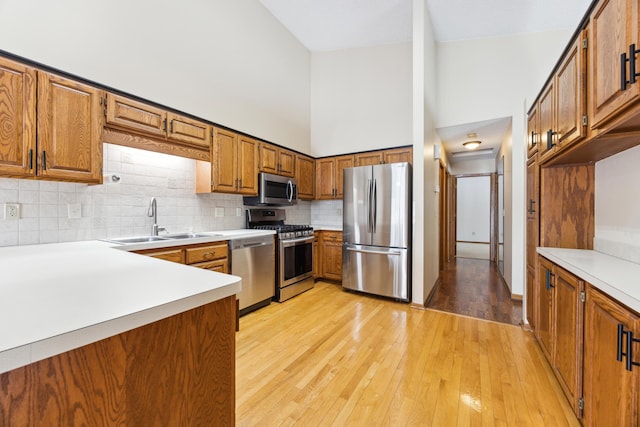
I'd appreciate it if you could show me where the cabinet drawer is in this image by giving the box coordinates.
[322,232,342,242]
[134,248,185,264]
[191,259,228,274]
[185,243,228,264]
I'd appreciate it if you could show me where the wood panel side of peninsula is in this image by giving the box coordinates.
[0,295,236,426]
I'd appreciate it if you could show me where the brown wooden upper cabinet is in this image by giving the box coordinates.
[539,33,587,163]
[196,128,258,195]
[355,151,383,166]
[259,143,295,177]
[106,93,210,150]
[383,147,413,165]
[527,103,539,158]
[589,0,640,129]
[355,147,413,167]
[315,155,354,200]
[0,57,103,183]
[0,56,36,178]
[295,154,315,200]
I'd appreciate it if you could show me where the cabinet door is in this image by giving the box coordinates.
[538,82,556,161]
[383,147,412,165]
[313,232,320,279]
[212,128,238,193]
[259,143,279,174]
[237,135,259,195]
[278,148,295,177]
[555,35,586,150]
[527,104,539,158]
[322,232,343,281]
[553,267,583,416]
[335,155,354,199]
[356,151,383,166]
[526,265,537,330]
[296,154,315,200]
[0,57,36,177]
[583,284,640,427]
[526,159,539,265]
[537,257,555,361]
[589,0,640,128]
[167,112,210,149]
[315,158,336,200]
[106,93,167,138]
[37,72,103,183]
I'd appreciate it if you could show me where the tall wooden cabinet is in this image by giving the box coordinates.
[583,284,640,426]
[526,158,539,328]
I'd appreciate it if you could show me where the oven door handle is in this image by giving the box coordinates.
[280,236,314,246]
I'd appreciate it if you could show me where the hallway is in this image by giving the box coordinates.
[427,258,522,326]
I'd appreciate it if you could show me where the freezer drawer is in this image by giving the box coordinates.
[342,244,409,301]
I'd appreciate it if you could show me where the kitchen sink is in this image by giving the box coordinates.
[164,233,213,239]
[105,236,171,244]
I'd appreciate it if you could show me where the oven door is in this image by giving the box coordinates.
[279,236,313,287]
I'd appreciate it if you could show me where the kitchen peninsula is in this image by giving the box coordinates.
[0,233,251,425]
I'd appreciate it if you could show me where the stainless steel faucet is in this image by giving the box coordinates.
[147,197,166,236]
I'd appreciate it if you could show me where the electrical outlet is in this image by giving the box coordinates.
[236,208,242,217]
[4,203,20,220]
[67,203,82,219]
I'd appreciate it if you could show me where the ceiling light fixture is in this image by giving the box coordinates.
[463,133,481,150]
[463,140,482,150]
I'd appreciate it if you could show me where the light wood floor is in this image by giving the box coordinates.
[236,282,579,426]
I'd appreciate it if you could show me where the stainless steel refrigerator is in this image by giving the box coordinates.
[342,162,411,301]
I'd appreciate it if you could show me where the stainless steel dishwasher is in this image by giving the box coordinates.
[230,234,275,316]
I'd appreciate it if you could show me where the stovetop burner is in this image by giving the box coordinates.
[246,209,313,239]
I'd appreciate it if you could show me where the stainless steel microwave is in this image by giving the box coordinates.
[243,173,298,206]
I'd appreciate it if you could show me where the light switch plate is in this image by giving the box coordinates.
[236,208,242,217]
[215,207,225,217]
[68,203,82,219]
[3,203,19,220]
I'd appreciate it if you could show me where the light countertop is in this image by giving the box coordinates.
[0,229,273,374]
[312,225,343,232]
[537,247,640,313]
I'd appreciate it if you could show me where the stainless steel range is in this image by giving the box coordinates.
[246,209,314,302]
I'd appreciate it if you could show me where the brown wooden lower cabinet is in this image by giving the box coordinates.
[0,296,236,426]
[535,255,640,424]
[315,231,343,281]
[134,241,229,273]
[583,284,640,427]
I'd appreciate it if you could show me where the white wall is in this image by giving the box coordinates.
[456,176,491,242]
[449,158,496,175]
[411,0,440,305]
[0,0,311,153]
[594,144,640,264]
[436,31,571,297]
[496,122,514,292]
[310,43,412,157]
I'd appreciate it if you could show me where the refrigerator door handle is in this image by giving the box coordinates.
[372,179,377,233]
[346,247,402,256]
[367,178,373,233]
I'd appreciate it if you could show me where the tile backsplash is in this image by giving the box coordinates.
[311,200,343,228]
[0,144,310,247]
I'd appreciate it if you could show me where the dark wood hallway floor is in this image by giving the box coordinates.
[427,257,523,326]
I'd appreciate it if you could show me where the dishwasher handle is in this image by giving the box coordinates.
[231,238,274,250]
